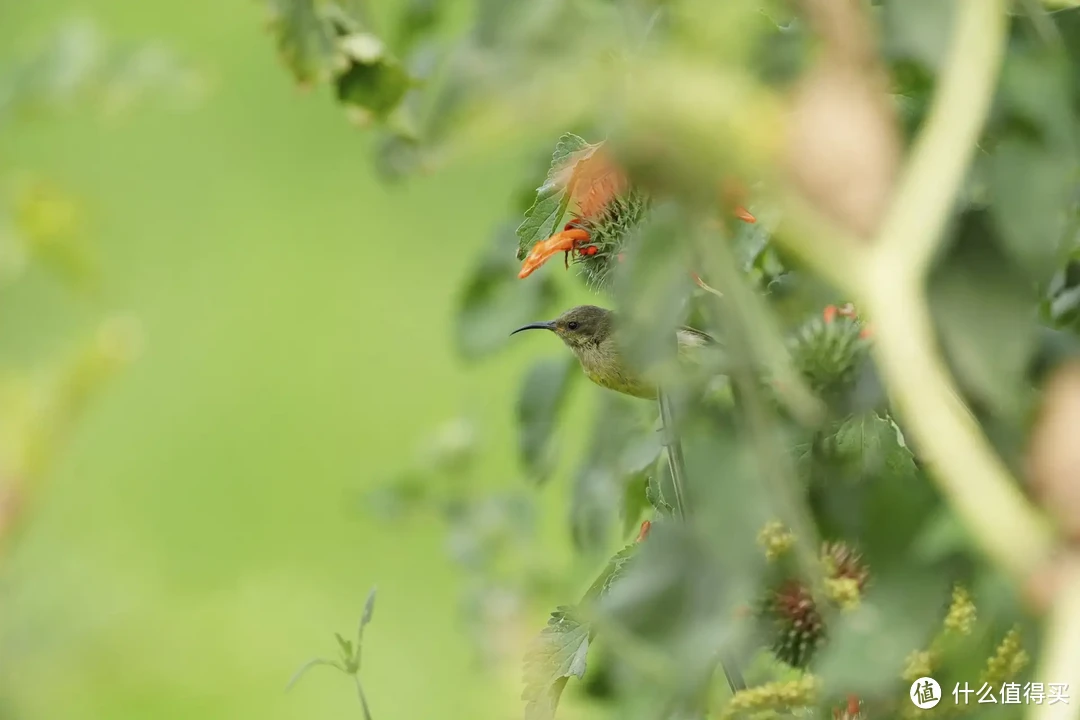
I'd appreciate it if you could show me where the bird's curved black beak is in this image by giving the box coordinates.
[510,321,555,336]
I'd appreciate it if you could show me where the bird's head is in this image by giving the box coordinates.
[510,305,614,351]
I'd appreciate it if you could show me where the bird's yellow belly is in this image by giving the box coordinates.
[584,367,656,399]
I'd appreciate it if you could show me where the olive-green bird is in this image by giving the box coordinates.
[510,304,719,399]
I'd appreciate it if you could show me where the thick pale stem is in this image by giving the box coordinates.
[867,274,1056,580]
[859,0,1057,581]
[1028,554,1080,720]
[874,0,1010,280]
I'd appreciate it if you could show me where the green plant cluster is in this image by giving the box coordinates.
[264,1,1080,719]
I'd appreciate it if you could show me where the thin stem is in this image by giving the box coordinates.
[353,675,374,720]
[657,388,689,521]
[657,385,744,693]
[1028,553,1080,720]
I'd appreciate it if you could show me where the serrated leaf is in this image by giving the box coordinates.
[582,543,639,602]
[517,354,578,483]
[522,607,590,720]
[831,412,917,480]
[516,133,596,261]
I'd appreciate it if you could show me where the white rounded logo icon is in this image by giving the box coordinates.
[910,677,942,709]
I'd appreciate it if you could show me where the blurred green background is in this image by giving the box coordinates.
[0,1,599,718]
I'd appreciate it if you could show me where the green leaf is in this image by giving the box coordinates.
[929,209,1039,417]
[334,34,412,121]
[621,472,651,539]
[395,0,440,52]
[582,543,639,602]
[455,222,559,360]
[517,354,579,483]
[880,0,955,71]
[831,411,917,481]
[286,657,344,691]
[267,0,340,86]
[360,586,377,629]
[522,607,590,720]
[987,136,1076,281]
[516,133,595,261]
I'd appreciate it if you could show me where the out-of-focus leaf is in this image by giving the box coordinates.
[335,34,412,122]
[815,569,950,698]
[583,543,639,602]
[455,222,559,360]
[986,39,1079,282]
[928,209,1039,417]
[516,133,595,261]
[522,607,590,720]
[570,393,655,553]
[830,412,917,481]
[621,472,651,539]
[360,586,377,630]
[611,203,696,388]
[517,355,579,483]
[266,0,340,86]
[880,0,955,71]
[286,657,343,691]
[395,0,440,52]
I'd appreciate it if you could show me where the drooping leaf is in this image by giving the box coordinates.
[334,33,412,122]
[286,657,344,691]
[522,607,591,720]
[266,0,341,86]
[516,133,595,261]
[517,354,579,483]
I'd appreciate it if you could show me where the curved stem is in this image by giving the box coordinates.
[867,278,1055,581]
[873,0,1010,281]
[861,0,1056,582]
[1028,553,1080,720]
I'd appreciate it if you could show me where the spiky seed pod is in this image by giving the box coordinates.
[761,541,870,668]
[788,314,870,399]
[822,542,870,588]
[569,189,651,293]
[767,580,825,668]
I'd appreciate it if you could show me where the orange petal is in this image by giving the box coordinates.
[734,206,756,223]
[823,305,838,324]
[636,520,652,542]
[518,229,590,279]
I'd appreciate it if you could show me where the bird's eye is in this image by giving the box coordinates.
[567,321,579,330]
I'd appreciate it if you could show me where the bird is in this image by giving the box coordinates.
[510,304,719,400]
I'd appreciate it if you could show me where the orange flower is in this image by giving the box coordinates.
[517,228,591,278]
